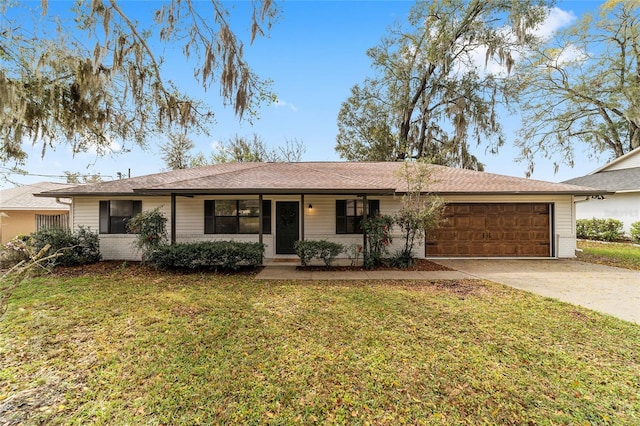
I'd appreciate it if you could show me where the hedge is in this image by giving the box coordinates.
[294,240,344,266]
[576,218,623,242]
[148,241,265,271]
[30,226,101,267]
[630,221,640,244]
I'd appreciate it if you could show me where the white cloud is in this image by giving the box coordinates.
[273,99,298,112]
[465,6,578,77]
[532,7,577,41]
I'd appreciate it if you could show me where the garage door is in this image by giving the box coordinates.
[426,203,552,257]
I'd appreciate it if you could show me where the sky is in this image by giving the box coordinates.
[2,0,610,187]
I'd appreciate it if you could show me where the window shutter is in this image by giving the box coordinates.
[204,200,214,234]
[262,200,272,234]
[336,200,346,234]
[99,201,109,234]
[368,200,380,216]
[132,201,142,216]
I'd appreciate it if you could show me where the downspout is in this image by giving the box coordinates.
[56,197,73,230]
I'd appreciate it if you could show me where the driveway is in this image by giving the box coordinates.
[432,259,640,325]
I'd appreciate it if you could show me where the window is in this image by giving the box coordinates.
[205,200,271,234]
[99,200,142,234]
[336,199,380,234]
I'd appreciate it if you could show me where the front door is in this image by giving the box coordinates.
[276,201,300,254]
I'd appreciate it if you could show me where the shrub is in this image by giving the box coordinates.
[576,218,624,242]
[127,207,168,261]
[30,226,101,267]
[149,241,265,271]
[361,214,394,269]
[294,240,344,266]
[1,235,32,267]
[344,243,363,267]
[630,221,640,244]
[390,250,415,269]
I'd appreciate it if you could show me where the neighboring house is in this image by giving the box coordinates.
[36,162,603,261]
[563,147,640,236]
[0,182,74,244]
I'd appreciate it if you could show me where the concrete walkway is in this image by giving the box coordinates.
[433,259,640,325]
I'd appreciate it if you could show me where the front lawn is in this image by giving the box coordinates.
[1,264,639,424]
[577,240,640,270]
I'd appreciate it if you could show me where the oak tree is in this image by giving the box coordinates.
[515,0,640,176]
[335,0,551,170]
[0,0,277,165]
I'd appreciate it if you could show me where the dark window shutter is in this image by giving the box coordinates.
[368,200,380,216]
[132,201,142,216]
[204,200,214,234]
[336,200,346,234]
[262,200,272,234]
[99,201,109,234]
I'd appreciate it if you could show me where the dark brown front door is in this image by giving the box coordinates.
[427,203,551,257]
[276,201,299,254]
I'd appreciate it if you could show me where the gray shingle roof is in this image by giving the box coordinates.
[36,162,606,197]
[563,167,640,192]
[1,182,73,210]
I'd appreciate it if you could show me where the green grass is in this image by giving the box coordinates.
[577,240,640,270]
[1,266,640,425]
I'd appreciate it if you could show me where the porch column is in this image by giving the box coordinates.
[300,194,305,241]
[170,193,176,245]
[258,194,263,246]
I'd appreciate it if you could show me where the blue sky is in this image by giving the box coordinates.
[5,0,607,186]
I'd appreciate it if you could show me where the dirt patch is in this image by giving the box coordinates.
[298,259,452,272]
[394,279,488,297]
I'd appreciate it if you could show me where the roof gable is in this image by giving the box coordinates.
[592,147,640,173]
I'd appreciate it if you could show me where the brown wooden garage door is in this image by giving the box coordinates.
[426,203,551,257]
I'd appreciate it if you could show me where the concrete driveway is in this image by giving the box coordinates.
[433,259,640,325]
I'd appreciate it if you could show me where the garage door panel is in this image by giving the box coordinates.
[427,203,551,257]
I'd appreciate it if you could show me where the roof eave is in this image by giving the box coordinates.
[135,188,397,196]
[431,190,613,196]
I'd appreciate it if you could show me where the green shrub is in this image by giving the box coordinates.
[30,226,101,267]
[361,214,394,269]
[294,240,344,266]
[630,221,640,244]
[390,250,415,269]
[576,218,624,242]
[149,241,265,271]
[127,207,168,261]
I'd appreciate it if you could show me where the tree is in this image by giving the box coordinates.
[393,161,444,267]
[515,0,640,176]
[64,171,103,183]
[160,133,195,170]
[335,0,551,170]
[212,133,272,163]
[0,0,278,166]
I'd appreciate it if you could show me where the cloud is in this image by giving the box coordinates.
[273,99,298,112]
[533,7,577,41]
[466,6,578,77]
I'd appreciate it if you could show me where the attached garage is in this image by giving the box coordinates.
[426,203,552,257]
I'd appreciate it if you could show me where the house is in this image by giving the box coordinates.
[0,182,73,244]
[563,147,640,235]
[36,162,604,261]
